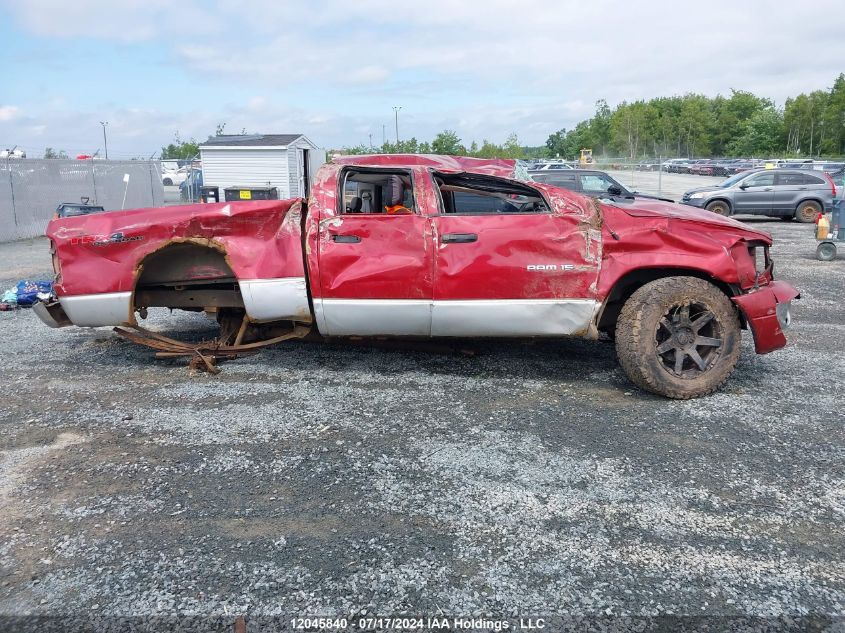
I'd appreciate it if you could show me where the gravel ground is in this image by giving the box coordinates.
[604,169,723,201]
[0,193,844,632]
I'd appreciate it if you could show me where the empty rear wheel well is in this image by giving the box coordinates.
[598,269,739,334]
[133,242,243,311]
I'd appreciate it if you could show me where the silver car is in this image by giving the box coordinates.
[681,168,834,222]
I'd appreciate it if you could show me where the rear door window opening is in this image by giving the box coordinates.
[433,172,549,215]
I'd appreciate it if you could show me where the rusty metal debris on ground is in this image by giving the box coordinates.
[114,322,310,374]
[233,615,247,633]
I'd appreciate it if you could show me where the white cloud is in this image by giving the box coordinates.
[0,105,20,122]
[247,96,267,110]
[1,0,218,41]
[3,0,845,150]
[346,65,390,85]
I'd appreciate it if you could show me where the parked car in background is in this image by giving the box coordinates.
[532,161,574,170]
[662,158,688,172]
[670,159,696,174]
[635,160,659,171]
[694,160,719,176]
[800,162,845,173]
[162,167,188,187]
[530,169,674,202]
[726,160,756,175]
[681,168,834,222]
[712,160,739,177]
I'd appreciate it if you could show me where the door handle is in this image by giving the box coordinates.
[798,187,807,190]
[763,187,773,191]
[441,233,477,243]
[331,234,361,243]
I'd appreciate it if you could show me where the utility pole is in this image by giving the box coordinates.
[368,133,373,149]
[393,106,402,145]
[100,121,109,160]
[382,124,386,147]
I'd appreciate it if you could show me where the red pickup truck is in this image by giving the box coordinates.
[37,154,798,399]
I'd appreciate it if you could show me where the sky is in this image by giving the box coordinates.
[1,0,844,158]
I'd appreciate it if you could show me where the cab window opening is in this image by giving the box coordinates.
[434,172,549,215]
[341,170,415,215]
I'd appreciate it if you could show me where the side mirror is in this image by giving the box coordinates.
[607,185,623,196]
[739,183,749,190]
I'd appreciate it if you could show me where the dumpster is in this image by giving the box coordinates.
[200,186,220,204]
[223,186,279,202]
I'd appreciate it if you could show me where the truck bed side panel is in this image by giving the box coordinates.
[47,200,308,325]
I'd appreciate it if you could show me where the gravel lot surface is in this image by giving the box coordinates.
[0,183,843,631]
[604,169,722,202]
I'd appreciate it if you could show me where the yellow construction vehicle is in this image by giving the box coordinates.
[579,148,594,165]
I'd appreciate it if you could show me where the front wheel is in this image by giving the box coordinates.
[615,277,741,399]
[705,200,730,216]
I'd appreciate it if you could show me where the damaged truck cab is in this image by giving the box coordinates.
[38,154,799,399]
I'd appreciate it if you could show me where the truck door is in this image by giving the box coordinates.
[314,167,434,336]
[426,172,601,337]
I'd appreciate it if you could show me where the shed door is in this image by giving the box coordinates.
[301,149,310,197]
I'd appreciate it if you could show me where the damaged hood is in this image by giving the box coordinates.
[611,198,772,243]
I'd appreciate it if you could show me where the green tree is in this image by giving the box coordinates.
[784,91,829,155]
[474,139,502,158]
[501,133,524,159]
[679,95,712,157]
[728,108,785,156]
[161,132,200,160]
[610,101,650,158]
[820,73,845,155]
[43,147,67,159]
[589,99,612,156]
[431,130,462,155]
[545,128,568,158]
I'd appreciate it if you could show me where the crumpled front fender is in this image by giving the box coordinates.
[731,281,800,354]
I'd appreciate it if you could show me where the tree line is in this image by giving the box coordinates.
[341,131,529,159]
[341,74,845,160]
[547,74,845,159]
[156,74,845,162]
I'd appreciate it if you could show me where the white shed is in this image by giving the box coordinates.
[199,134,325,200]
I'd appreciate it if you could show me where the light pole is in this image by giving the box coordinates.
[393,106,402,145]
[100,121,109,160]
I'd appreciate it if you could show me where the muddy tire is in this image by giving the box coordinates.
[615,277,741,399]
[795,200,821,223]
[705,200,730,216]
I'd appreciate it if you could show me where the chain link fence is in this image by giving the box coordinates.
[0,159,164,243]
